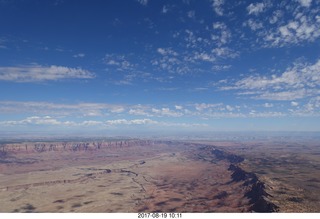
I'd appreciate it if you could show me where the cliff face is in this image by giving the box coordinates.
[0,140,153,154]
[1,140,280,212]
[213,149,279,212]
[228,164,279,212]
[211,149,244,163]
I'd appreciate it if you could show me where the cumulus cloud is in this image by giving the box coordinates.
[211,0,225,16]
[263,6,320,47]
[240,0,320,48]
[104,119,207,128]
[152,48,183,74]
[225,105,234,111]
[264,103,274,108]
[110,106,125,113]
[157,48,178,56]
[244,19,264,31]
[221,59,320,100]
[0,65,94,82]
[137,0,148,6]
[195,103,223,111]
[296,0,312,7]
[212,47,238,58]
[73,53,85,58]
[247,2,266,15]
[257,89,308,101]
[128,108,151,116]
[289,97,320,116]
[0,37,6,49]
[106,119,157,125]
[187,10,195,18]
[193,52,215,62]
[162,5,169,13]
[269,10,283,24]
[151,108,183,117]
[0,101,125,117]
[104,54,134,71]
[81,120,103,126]
[211,22,232,46]
[0,116,72,126]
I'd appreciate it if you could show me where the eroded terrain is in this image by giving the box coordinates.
[192,139,320,212]
[1,138,318,212]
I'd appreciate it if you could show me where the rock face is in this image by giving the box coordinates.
[211,149,244,163]
[0,140,154,154]
[228,164,279,212]
[212,149,279,212]
[228,164,257,183]
[1,140,280,212]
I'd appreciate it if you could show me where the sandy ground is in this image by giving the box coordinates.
[0,141,251,213]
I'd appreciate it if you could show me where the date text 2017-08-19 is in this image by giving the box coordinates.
[137,213,182,218]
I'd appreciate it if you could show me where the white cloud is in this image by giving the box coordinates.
[212,64,231,71]
[83,110,103,117]
[264,10,320,47]
[0,101,125,117]
[248,111,285,118]
[187,11,195,18]
[106,119,157,125]
[226,105,234,111]
[175,105,183,110]
[244,19,264,31]
[137,0,148,6]
[212,47,238,58]
[221,59,320,100]
[269,10,283,24]
[211,22,231,46]
[193,52,215,62]
[110,106,125,113]
[73,53,85,58]
[81,120,103,126]
[211,0,225,16]
[195,103,223,111]
[153,48,183,74]
[128,108,151,116]
[104,54,134,71]
[104,119,207,128]
[157,48,178,56]
[296,0,312,7]
[247,2,266,15]
[0,116,71,126]
[0,65,94,82]
[151,108,183,117]
[264,103,274,108]
[289,97,320,116]
[0,37,6,49]
[162,5,169,13]
[0,115,209,130]
[257,89,308,101]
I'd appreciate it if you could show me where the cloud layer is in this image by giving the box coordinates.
[0,65,94,82]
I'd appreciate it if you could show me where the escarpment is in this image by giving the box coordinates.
[0,140,154,154]
[0,140,282,212]
[212,148,279,212]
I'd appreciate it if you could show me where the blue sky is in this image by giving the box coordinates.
[0,0,320,136]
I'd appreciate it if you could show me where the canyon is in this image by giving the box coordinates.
[0,138,319,212]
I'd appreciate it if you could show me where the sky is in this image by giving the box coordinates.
[0,0,320,136]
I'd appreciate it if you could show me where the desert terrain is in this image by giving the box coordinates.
[0,137,319,212]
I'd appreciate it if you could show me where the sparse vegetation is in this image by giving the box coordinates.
[0,139,319,212]
[71,203,82,208]
[21,204,36,213]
